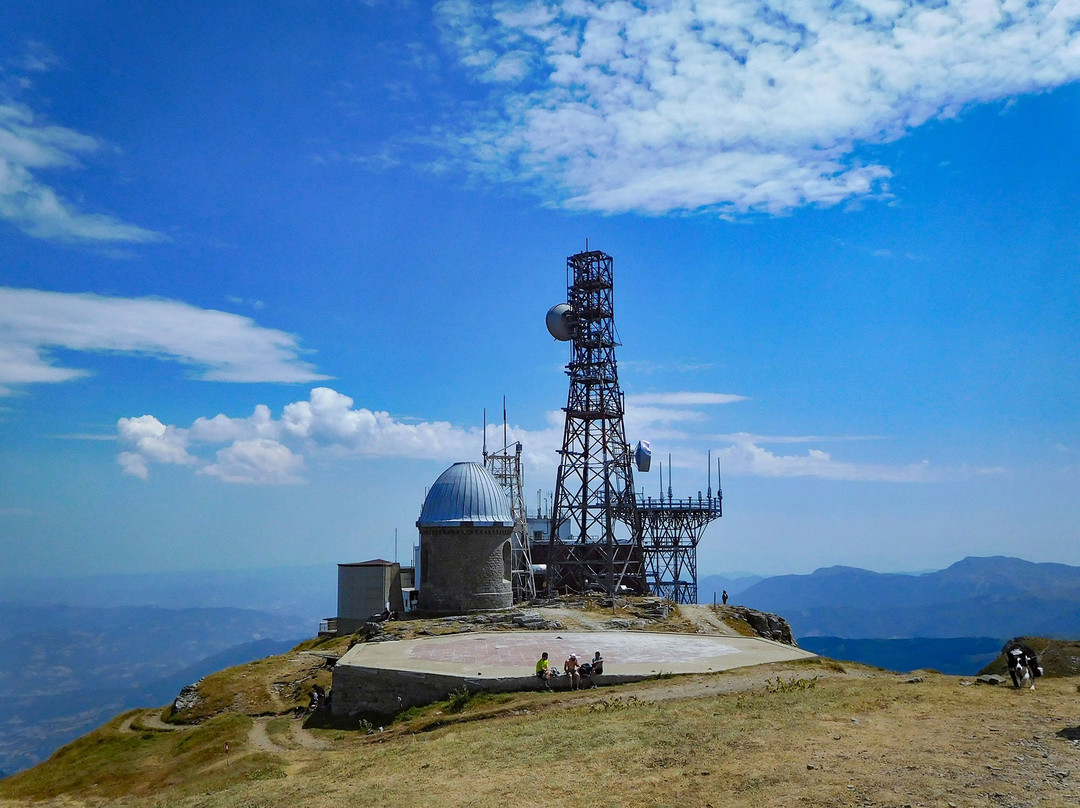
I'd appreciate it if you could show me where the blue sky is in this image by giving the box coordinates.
[1,0,1077,582]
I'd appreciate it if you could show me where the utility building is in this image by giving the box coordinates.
[331,560,406,634]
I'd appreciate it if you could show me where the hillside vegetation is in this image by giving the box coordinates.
[2,605,1079,807]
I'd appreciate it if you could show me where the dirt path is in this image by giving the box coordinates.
[119,710,194,733]
[135,711,191,731]
[245,715,331,754]
[247,718,277,753]
[291,719,330,750]
[679,604,741,636]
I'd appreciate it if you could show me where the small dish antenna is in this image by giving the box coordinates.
[545,303,574,341]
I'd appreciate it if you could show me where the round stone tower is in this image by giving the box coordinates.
[417,462,514,614]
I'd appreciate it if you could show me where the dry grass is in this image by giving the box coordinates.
[164,637,342,724]
[4,662,1078,808]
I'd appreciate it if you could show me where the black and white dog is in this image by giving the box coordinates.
[1006,644,1043,690]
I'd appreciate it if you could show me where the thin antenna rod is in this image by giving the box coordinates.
[667,453,673,499]
[394,528,398,564]
[502,395,507,450]
[707,449,712,499]
[482,408,487,459]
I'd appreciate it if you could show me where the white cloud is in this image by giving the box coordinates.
[117,415,196,471]
[118,387,491,484]
[436,0,1080,214]
[713,431,885,445]
[717,438,936,482]
[0,507,35,517]
[627,393,930,482]
[0,102,164,243]
[628,392,747,406]
[200,439,305,485]
[0,288,330,392]
[119,385,941,484]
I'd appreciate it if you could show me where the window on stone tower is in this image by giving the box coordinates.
[421,542,431,583]
[502,541,511,582]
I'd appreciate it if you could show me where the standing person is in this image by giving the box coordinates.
[722,589,728,605]
[564,653,581,690]
[536,652,553,689]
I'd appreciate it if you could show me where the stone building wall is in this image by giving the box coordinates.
[419,525,512,613]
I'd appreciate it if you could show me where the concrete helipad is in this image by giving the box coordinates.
[331,630,816,718]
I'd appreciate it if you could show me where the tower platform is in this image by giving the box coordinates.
[331,630,816,718]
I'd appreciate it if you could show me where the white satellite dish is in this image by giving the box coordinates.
[546,303,574,341]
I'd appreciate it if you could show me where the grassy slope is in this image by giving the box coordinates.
[3,608,1079,807]
[4,663,1079,807]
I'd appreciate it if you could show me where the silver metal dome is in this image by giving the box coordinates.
[417,462,512,527]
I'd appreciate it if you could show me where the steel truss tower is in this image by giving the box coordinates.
[637,493,722,604]
[547,250,643,596]
[545,248,723,603]
[485,437,536,603]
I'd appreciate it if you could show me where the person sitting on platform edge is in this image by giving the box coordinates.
[536,652,553,689]
[564,653,581,690]
[579,650,604,688]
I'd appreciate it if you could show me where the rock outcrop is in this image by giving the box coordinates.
[171,680,204,714]
[727,606,797,646]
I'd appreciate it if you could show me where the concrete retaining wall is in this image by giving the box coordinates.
[331,665,650,718]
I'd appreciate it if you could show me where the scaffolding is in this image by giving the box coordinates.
[485,434,536,602]
[637,493,722,604]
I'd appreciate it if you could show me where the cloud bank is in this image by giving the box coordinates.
[117,387,488,483]
[0,102,164,243]
[436,0,1080,214]
[118,386,935,484]
[0,288,329,393]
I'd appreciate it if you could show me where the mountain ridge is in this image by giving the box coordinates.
[735,555,1080,638]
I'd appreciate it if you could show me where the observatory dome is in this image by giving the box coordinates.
[417,462,511,527]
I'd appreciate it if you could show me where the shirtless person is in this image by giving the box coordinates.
[564,653,581,690]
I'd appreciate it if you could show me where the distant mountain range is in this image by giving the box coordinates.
[697,573,764,602]
[0,564,337,625]
[731,556,1080,640]
[0,604,310,776]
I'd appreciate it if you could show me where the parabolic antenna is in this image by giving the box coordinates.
[546,303,574,341]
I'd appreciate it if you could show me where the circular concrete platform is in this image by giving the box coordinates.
[331,630,816,717]
[338,630,815,679]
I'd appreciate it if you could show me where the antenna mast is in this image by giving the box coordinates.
[546,249,641,597]
[484,400,536,601]
[542,248,723,604]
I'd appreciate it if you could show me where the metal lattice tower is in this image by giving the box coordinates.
[485,439,536,602]
[637,491,722,604]
[546,250,644,596]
